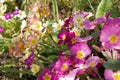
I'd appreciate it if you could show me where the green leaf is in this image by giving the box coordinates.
[14,19,21,33]
[96,0,113,18]
[64,50,72,55]
[103,59,120,71]
[0,48,5,55]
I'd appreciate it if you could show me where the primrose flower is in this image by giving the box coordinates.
[32,2,41,13]
[5,12,11,20]
[100,18,120,49]
[58,28,69,44]
[73,13,85,30]
[52,19,64,32]
[104,69,120,80]
[31,21,43,32]
[20,20,27,32]
[54,57,71,74]
[71,27,80,36]
[0,26,4,33]
[75,63,87,74]
[67,31,76,47]
[24,51,35,68]
[16,10,26,20]
[13,9,19,15]
[69,12,93,31]
[0,4,7,14]
[59,68,79,80]
[64,17,72,29]
[26,35,38,48]
[85,56,100,68]
[70,42,91,62]
[83,17,106,30]
[31,64,40,75]
[37,69,55,80]
[76,36,93,43]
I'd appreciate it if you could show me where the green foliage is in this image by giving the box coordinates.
[103,59,120,71]
[96,0,113,18]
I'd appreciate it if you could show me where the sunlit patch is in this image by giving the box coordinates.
[62,34,66,40]
[71,38,76,44]
[108,34,118,43]
[61,63,68,71]
[76,50,85,59]
[112,72,120,80]
[43,73,51,80]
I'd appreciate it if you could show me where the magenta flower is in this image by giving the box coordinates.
[64,17,72,29]
[0,26,4,33]
[100,18,120,49]
[70,42,91,61]
[76,36,93,43]
[13,9,19,15]
[83,17,106,30]
[75,63,87,74]
[58,28,69,44]
[5,12,11,20]
[37,69,55,80]
[85,56,100,68]
[24,51,35,68]
[54,57,71,74]
[67,32,76,47]
[64,12,92,29]
[104,69,120,80]
[58,68,79,80]
[58,51,71,60]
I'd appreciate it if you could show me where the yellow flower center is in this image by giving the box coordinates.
[35,24,41,30]
[34,7,39,12]
[62,34,66,40]
[61,63,68,71]
[57,24,61,29]
[43,73,51,80]
[31,64,39,74]
[74,30,79,36]
[89,61,95,67]
[108,34,118,43]
[33,66,39,73]
[71,38,76,44]
[77,18,81,23]
[30,39,37,45]
[78,22,83,27]
[76,51,85,59]
[113,73,120,80]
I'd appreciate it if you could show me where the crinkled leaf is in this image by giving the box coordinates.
[103,59,120,71]
[96,0,113,18]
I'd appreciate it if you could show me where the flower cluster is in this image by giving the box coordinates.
[36,12,120,80]
[1,0,120,80]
